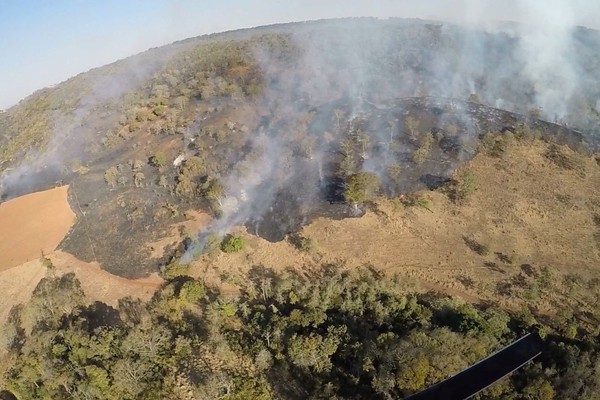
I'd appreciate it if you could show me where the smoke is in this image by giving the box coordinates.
[2,5,599,265]
[179,12,600,261]
[0,45,187,199]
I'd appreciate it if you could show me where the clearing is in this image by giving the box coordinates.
[0,185,75,271]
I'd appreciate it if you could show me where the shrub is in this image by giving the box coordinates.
[289,234,315,252]
[221,235,245,253]
[149,153,167,168]
[157,175,169,188]
[514,125,542,142]
[400,194,431,211]
[299,237,314,252]
[416,196,432,211]
[544,144,586,176]
[480,132,514,157]
[162,262,191,280]
[463,236,490,256]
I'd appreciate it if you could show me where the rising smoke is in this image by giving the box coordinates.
[1,6,599,267]
[181,12,600,261]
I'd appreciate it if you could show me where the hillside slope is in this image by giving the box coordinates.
[2,17,600,400]
[2,18,599,277]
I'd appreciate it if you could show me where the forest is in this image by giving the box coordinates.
[1,262,599,399]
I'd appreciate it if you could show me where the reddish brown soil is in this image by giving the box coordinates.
[0,185,163,323]
[0,186,75,271]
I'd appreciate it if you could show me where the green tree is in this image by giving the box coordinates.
[412,132,434,164]
[180,281,206,303]
[287,327,344,373]
[344,172,381,205]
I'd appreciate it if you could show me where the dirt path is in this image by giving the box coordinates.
[0,186,164,323]
[50,250,162,305]
[0,250,163,323]
[0,258,48,322]
[0,185,75,271]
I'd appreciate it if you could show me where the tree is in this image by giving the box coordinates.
[179,281,206,303]
[180,156,204,177]
[203,177,225,215]
[286,327,344,374]
[412,132,434,165]
[24,273,85,329]
[468,93,481,103]
[522,378,555,400]
[133,172,145,187]
[131,159,145,173]
[397,354,430,392]
[449,170,477,201]
[388,120,397,145]
[386,163,403,189]
[358,133,371,159]
[333,109,345,133]
[344,172,381,205]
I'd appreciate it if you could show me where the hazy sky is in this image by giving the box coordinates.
[1,0,599,109]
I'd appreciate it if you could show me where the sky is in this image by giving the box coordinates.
[1,0,599,110]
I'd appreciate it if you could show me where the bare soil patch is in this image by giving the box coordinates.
[0,186,75,271]
[0,250,162,323]
[147,210,211,260]
[49,250,162,306]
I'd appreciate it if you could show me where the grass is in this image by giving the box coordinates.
[544,144,587,176]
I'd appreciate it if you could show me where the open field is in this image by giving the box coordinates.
[193,139,600,322]
[0,185,75,271]
[0,185,162,323]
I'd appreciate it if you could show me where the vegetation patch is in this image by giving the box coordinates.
[344,172,381,205]
[544,143,586,175]
[463,236,491,256]
[2,269,600,399]
[220,234,245,253]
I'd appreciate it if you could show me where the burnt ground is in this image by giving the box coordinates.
[1,96,593,278]
[246,96,591,242]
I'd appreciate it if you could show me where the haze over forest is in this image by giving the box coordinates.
[2,0,600,109]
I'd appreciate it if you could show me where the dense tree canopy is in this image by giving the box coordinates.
[2,265,600,399]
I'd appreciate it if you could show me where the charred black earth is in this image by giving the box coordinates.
[2,96,588,278]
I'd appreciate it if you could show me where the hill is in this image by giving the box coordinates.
[1,18,599,277]
[1,17,600,399]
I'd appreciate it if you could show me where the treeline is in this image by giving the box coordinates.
[2,265,600,399]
